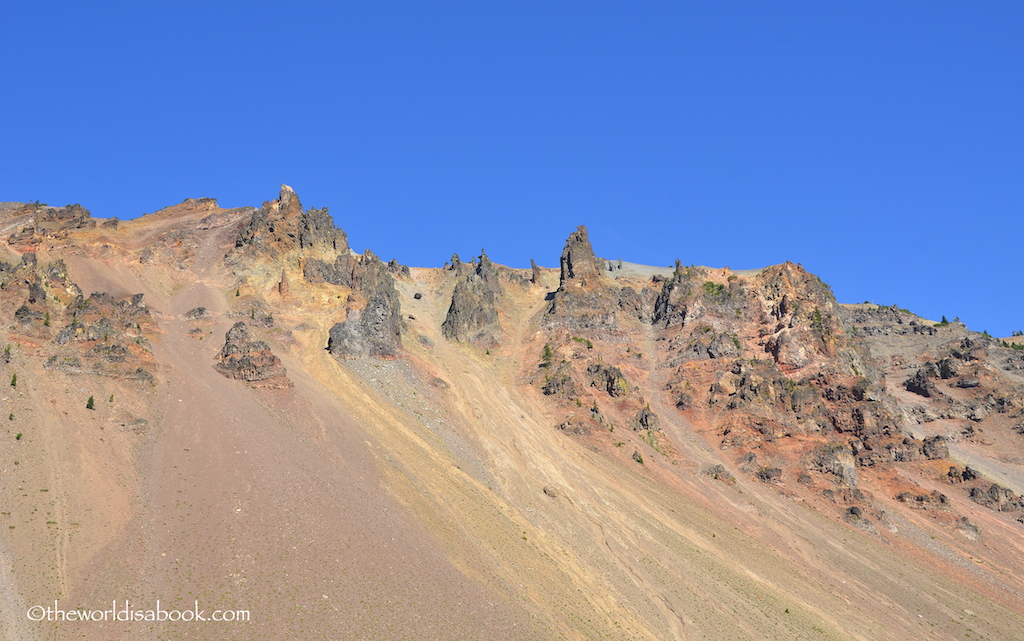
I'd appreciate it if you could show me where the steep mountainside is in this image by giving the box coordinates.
[0,188,1022,640]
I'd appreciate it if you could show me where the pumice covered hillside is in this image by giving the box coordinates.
[1,186,1022,640]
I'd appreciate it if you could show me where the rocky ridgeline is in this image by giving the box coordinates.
[6,203,94,249]
[214,321,291,387]
[843,304,940,337]
[5,189,1016,533]
[526,225,1024,531]
[134,197,254,269]
[441,250,503,346]
[232,185,406,359]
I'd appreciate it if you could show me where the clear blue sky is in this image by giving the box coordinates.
[3,2,1021,334]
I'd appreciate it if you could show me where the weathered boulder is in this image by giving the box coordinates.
[586,363,630,397]
[803,444,858,486]
[922,435,949,460]
[541,362,576,399]
[904,365,939,398]
[214,321,290,385]
[666,326,741,364]
[632,406,660,431]
[545,226,621,332]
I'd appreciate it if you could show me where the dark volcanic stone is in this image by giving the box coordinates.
[632,406,660,431]
[327,252,404,358]
[442,251,502,346]
[559,225,604,286]
[215,321,289,384]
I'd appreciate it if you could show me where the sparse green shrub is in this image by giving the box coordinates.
[702,281,725,297]
[7,414,12,421]
[15,433,21,440]
[810,307,824,332]
[235,289,240,297]
[86,396,95,410]
[10,373,16,387]
[109,395,114,403]
[541,343,553,364]
[571,336,593,349]
[43,311,50,327]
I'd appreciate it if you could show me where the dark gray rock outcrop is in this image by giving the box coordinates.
[922,435,949,460]
[545,226,622,332]
[327,251,404,358]
[632,406,660,431]
[904,365,939,398]
[441,251,502,346]
[5,203,93,247]
[304,255,355,287]
[298,206,348,252]
[541,362,577,399]
[215,321,290,385]
[559,225,604,286]
[234,185,306,258]
[586,363,630,397]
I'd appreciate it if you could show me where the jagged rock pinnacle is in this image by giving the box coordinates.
[559,225,604,287]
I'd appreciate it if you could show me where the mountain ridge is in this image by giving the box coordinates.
[0,185,1021,640]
